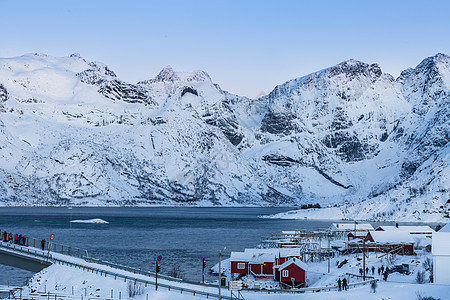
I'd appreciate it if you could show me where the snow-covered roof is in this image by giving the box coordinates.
[230,251,275,264]
[432,232,450,256]
[274,258,308,271]
[330,223,374,231]
[376,225,435,234]
[230,252,250,262]
[439,223,450,232]
[249,253,276,264]
[281,231,297,235]
[367,231,415,244]
[244,248,301,257]
[230,248,301,263]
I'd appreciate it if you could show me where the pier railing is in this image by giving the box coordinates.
[244,278,378,294]
[0,241,52,261]
[54,258,233,300]
[83,257,221,289]
[0,230,88,259]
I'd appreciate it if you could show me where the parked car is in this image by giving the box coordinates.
[389,264,411,275]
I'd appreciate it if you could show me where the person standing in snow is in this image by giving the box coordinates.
[41,239,45,251]
[372,266,375,275]
[342,278,348,290]
[370,280,377,293]
[337,278,342,291]
[381,265,384,274]
[378,267,381,275]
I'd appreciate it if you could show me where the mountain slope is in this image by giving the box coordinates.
[0,52,448,221]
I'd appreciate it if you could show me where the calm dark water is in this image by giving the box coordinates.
[0,207,385,285]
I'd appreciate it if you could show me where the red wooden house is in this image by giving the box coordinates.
[347,232,369,241]
[274,258,307,286]
[375,225,435,237]
[230,248,304,280]
[230,251,275,278]
[364,231,415,255]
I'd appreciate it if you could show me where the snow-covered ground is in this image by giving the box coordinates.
[6,233,448,300]
[18,254,449,300]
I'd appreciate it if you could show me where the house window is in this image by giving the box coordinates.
[237,263,245,269]
[282,270,289,277]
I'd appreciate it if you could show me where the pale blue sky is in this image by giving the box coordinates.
[1,0,449,98]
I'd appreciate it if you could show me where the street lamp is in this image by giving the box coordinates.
[218,247,226,300]
[69,206,72,255]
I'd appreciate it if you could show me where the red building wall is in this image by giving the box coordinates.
[230,261,248,274]
[275,264,306,283]
[263,262,274,274]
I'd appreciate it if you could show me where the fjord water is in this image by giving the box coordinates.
[0,207,335,285]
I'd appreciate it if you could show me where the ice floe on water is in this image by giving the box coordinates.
[70,218,108,224]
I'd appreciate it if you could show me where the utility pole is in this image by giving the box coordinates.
[363,239,366,281]
[69,206,72,255]
[327,234,331,273]
[218,247,226,300]
[155,262,160,291]
[202,258,206,283]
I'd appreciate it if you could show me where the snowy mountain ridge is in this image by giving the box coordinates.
[0,52,448,221]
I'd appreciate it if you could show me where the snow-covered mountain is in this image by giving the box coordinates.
[0,52,448,221]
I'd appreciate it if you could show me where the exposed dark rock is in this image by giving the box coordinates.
[98,80,148,103]
[328,60,382,82]
[260,111,295,135]
[181,87,198,97]
[331,107,352,130]
[0,84,7,102]
[313,166,353,189]
[262,154,300,166]
[380,132,389,142]
[323,132,368,162]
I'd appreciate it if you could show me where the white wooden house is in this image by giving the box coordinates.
[432,223,450,284]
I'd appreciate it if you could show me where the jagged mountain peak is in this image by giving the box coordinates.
[87,61,117,78]
[411,53,450,75]
[264,59,384,101]
[432,52,450,62]
[151,66,212,84]
[153,65,179,82]
[69,53,83,59]
[327,58,382,80]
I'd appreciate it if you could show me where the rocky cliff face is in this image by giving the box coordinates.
[0,52,448,221]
